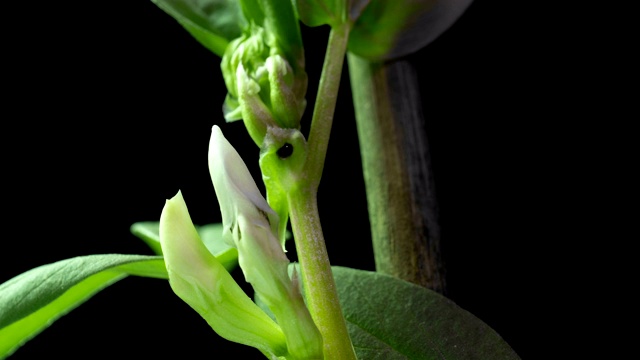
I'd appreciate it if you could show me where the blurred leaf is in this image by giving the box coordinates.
[348,0,436,60]
[348,0,474,61]
[295,0,471,61]
[295,0,346,27]
[151,0,246,57]
[258,0,305,65]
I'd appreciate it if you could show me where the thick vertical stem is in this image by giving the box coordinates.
[347,53,446,293]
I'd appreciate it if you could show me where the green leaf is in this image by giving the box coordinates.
[151,0,246,57]
[131,221,239,271]
[196,223,239,270]
[333,266,521,360]
[130,221,164,255]
[348,0,437,60]
[295,0,346,27]
[0,254,167,359]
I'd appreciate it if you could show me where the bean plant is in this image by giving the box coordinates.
[0,0,520,359]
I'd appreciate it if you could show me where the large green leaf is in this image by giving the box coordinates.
[257,266,520,359]
[333,266,520,359]
[151,0,246,57]
[295,0,451,61]
[0,254,167,359]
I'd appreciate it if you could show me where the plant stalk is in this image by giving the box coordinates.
[305,23,350,190]
[288,189,355,360]
[288,23,357,359]
[347,53,446,293]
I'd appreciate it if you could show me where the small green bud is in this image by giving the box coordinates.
[236,63,278,146]
[267,55,306,129]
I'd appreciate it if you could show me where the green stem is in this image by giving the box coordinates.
[347,53,446,292]
[288,23,356,360]
[288,190,355,360]
[304,23,350,189]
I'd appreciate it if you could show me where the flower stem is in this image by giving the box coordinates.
[288,189,355,360]
[288,23,356,360]
[304,23,350,190]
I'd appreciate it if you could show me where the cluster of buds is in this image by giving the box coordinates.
[160,126,322,359]
[158,1,317,358]
[221,22,307,146]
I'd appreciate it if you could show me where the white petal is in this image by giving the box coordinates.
[209,125,277,238]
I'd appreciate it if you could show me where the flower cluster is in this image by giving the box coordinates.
[160,126,322,359]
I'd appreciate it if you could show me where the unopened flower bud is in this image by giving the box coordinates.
[159,191,287,358]
[209,126,323,359]
[221,24,307,146]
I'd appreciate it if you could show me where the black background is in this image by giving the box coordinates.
[2,1,582,359]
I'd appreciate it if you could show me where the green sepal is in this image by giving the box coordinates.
[259,127,308,249]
